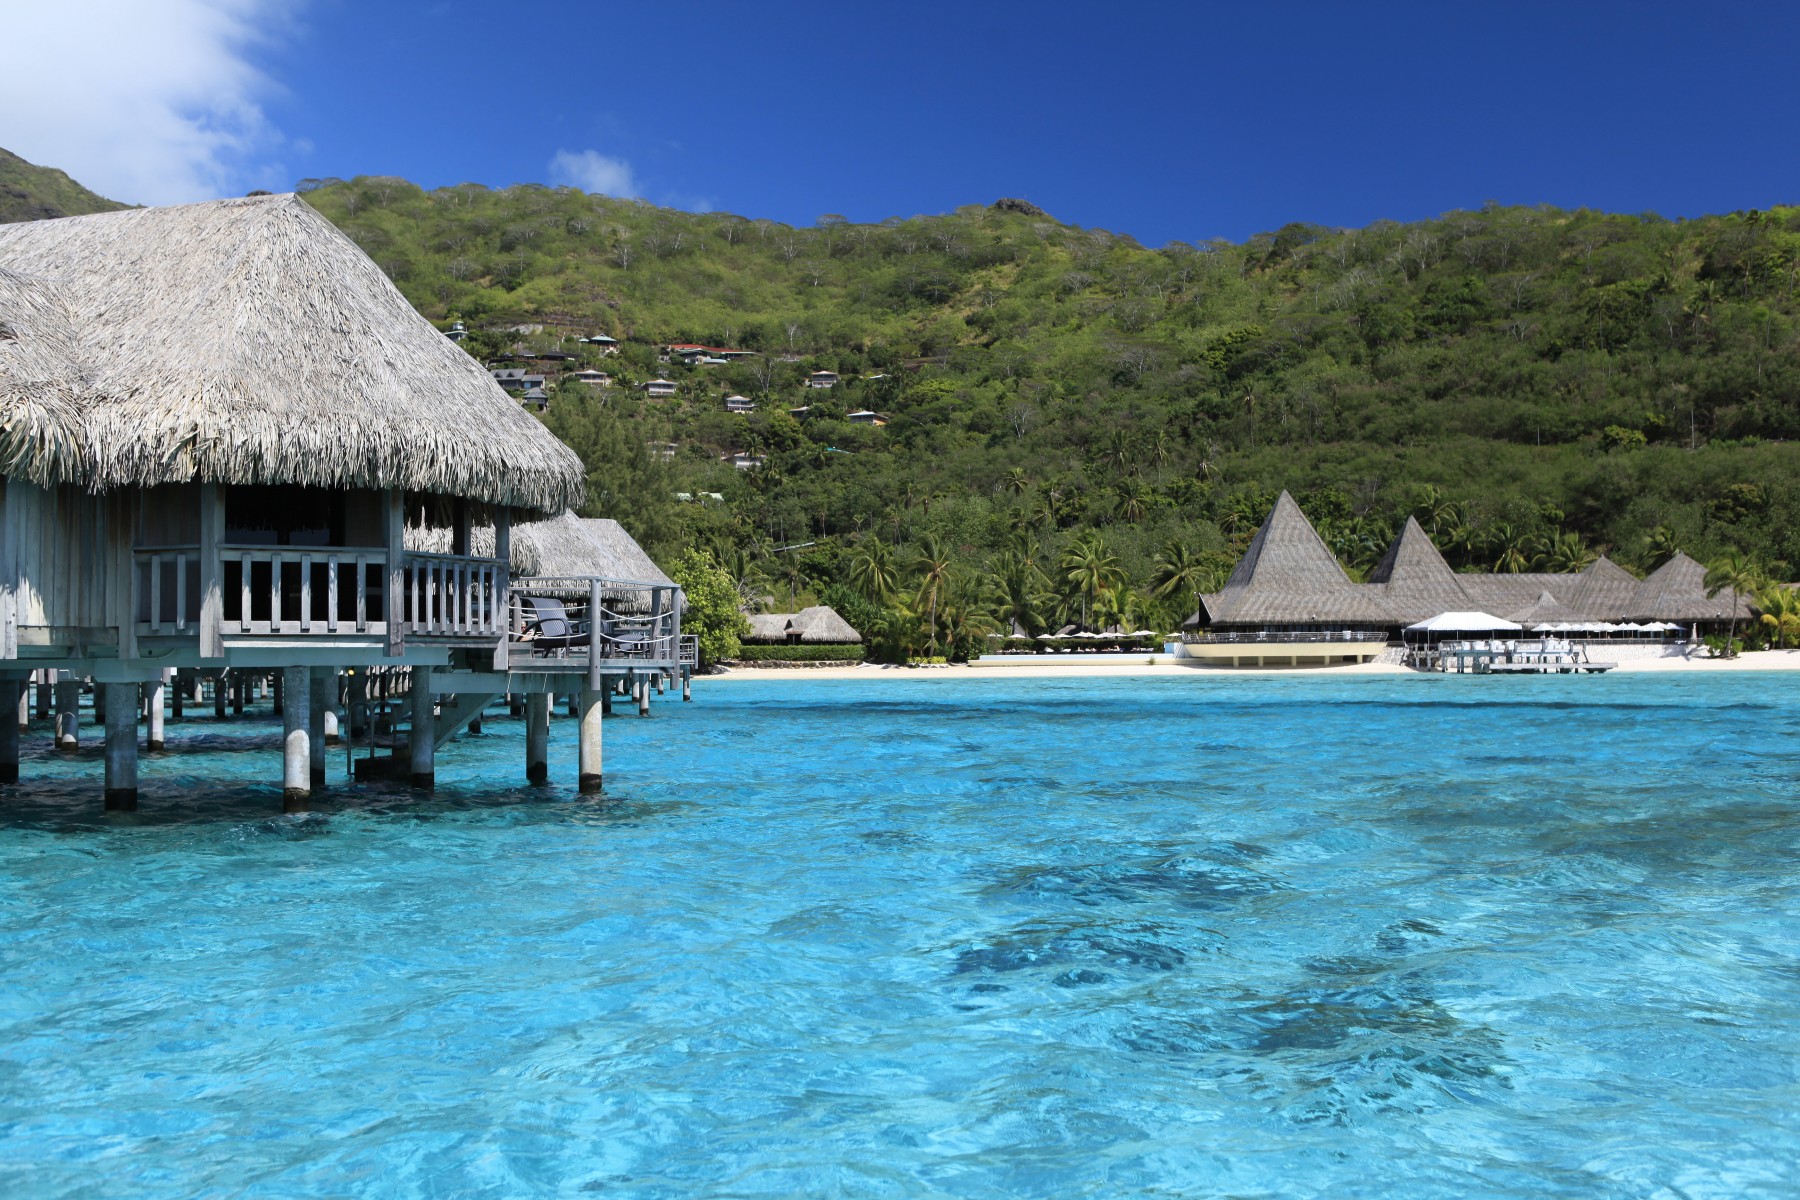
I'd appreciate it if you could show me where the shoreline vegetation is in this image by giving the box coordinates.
[704,648,1800,681]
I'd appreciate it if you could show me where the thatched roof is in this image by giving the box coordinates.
[1628,552,1753,621]
[742,605,863,644]
[0,194,583,512]
[0,266,90,484]
[1368,517,1473,623]
[1567,556,1641,617]
[1201,491,1393,625]
[1509,590,1584,625]
[453,511,674,610]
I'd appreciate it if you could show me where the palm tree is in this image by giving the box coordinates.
[1641,525,1681,570]
[1114,479,1152,524]
[984,550,1055,637]
[1487,523,1532,574]
[1756,585,1800,649]
[912,534,954,655]
[1059,533,1123,630]
[848,538,899,604]
[1705,550,1763,655]
[1001,467,1031,495]
[1149,540,1213,624]
[1531,530,1596,573]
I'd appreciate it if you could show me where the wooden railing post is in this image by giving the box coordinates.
[588,579,603,691]
[385,489,405,657]
[199,483,225,660]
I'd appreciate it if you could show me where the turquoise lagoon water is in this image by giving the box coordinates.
[1,673,1797,1198]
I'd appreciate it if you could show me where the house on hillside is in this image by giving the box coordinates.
[490,367,546,393]
[444,321,469,342]
[579,335,619,355]
[846,410,887,426]
[565,369,612,387]
[642,378,678,398]
[724,395,757,413]
[646,441,677,462]
[722,452,764,470]
[806,370,839,389]
[519,386,549,411]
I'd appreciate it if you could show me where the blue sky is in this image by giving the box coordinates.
[4,2,1797,244]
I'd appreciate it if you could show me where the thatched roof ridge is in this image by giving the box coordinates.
[1458,573,1578,616]
[0,194,583,512]
[1628,552,1753,621]
[0,266,91,484]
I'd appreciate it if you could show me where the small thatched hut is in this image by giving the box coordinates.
[461,511,676,612]
[742,605,862,645]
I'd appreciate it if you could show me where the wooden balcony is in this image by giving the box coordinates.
[133,545,506,643]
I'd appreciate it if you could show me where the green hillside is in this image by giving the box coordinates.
[0,148,127,224]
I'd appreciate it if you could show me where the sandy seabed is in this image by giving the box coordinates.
[704,649,1800,682]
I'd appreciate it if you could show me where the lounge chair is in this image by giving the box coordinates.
[520,595,589,656]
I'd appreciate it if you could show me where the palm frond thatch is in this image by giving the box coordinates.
[0,266,92,485]
[0,194,583,512]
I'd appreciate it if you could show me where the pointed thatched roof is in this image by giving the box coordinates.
[0,194,583,512]
[1566,556,1640,617]
[1368,517,1472,623]
[1201,492,1394,625]
[1458,573,1578,617]
[1628,552,1753,621]
[1509,590,1585,625]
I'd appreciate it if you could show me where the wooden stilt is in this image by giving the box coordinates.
[170,669,185,721]
[682,672,692,702]
[213,673,227,720]
[103,683,138,811]
[282,666,310,812]
[323,671,341,746]
[525,692,548,785]
[637,676,650,717]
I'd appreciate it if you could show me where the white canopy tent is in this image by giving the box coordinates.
[1406,612,1523,633]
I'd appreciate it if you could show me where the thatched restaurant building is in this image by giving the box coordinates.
[1181,492,1750,667]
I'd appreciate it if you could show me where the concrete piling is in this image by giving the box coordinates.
[0,678,21,783]
[102,683,139,811]
[577,686,603,794]
[145,671,166,751]
[281,666,310,812]
[410,670,435,789]
[308,666,327,789]
[525,692,549,785]
[55,674,80,752]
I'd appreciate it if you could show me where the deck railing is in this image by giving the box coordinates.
[505,578,683,671]
[400,551,506,638]
[1184,630,1390,645]
[679,634,699,667]
[134,545,508,639]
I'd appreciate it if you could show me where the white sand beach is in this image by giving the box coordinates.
[703,649,1800,682]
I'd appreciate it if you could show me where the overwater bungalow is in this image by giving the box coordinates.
[1180,492,1751,668]
[0,194,685,808]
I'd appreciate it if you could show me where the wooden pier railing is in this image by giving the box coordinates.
[504,578,684,679]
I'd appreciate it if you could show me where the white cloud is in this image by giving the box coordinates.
[548,149,640,198]
[0,0,291,205]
